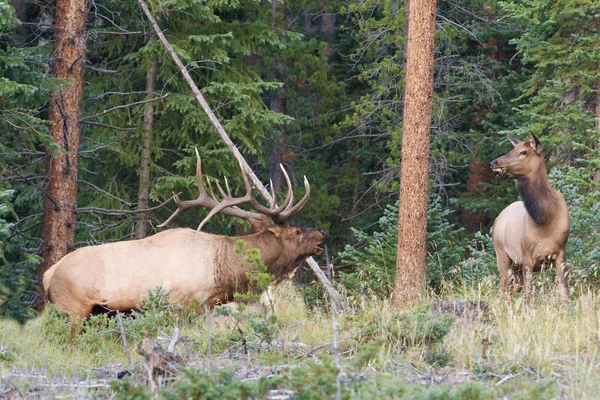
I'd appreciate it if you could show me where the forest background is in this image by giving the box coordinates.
[0,0,599,322]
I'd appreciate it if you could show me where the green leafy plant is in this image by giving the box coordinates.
[214,241,279,351]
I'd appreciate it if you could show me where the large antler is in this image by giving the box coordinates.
[158,148,310,231]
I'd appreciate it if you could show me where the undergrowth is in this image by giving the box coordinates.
[2,282,600,399]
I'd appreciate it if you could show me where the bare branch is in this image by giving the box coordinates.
[79,94,169,122]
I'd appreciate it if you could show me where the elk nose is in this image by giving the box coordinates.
[490,159,497,169]
[318,229,326,236]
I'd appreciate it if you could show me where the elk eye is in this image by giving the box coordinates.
[295,230,301,235]
[520,150,527,155]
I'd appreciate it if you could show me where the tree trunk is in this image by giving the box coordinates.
[38,0,89,309]
[595,81,600,184]
[136,60,157,239]
[394,0,436,308]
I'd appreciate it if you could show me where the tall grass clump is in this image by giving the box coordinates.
[446,287,600,399]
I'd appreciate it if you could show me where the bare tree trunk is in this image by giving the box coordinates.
[38,0,89,309]
[595,81,600,184]
[10,0,28,46]
[394,0,436,308]
[136,60,157,239]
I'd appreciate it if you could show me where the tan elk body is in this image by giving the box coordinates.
[490,133,570,299]
[43,150,325,333]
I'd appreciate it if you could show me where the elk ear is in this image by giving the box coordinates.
[528,132,542,154]
[248,218,264,232]
[507,134,521,147]
[267,224,284,238]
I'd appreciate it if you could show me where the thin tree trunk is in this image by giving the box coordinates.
[394,0,436,308]
[38,0,89,309]
[595,81,600,184]
[136,60,157,239]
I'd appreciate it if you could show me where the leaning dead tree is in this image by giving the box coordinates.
[136,0,346,311]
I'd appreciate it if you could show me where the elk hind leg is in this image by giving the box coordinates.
[555,250,569,301]
[68,303,93,337]
[522,261,534,299]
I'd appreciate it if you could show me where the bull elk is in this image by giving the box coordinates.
[43,149,326,334]
[490,132,570,300]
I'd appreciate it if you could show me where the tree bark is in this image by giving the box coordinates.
[394,0,436,308]
[38,0,89,309]
[136,60,157,239]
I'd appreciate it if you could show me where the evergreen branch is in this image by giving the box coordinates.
[79,94,169,122]
[79,179,135,207]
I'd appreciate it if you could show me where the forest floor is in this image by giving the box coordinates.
[1,281,599,399]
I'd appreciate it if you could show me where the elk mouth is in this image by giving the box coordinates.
[314,238,326,255]
[492,167,507,176]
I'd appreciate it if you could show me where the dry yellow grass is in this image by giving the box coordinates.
[2,281,600,398]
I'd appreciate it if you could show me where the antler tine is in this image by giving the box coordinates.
[269,179,276,208]
[229,156,293,216]
[277,173,310,221]
[159,148,263,229]
[157,192,183,228]
[224,176,232,197]
[194,147,207,197]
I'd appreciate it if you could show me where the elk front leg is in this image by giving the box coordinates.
[511,266,523,296]
[495,249,512,295]
[555,250,569,301]
[522,261,534,299]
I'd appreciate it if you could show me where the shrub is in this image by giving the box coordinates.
[339,195,468,297]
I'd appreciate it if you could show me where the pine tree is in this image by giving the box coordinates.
[38,0,90,307]
[393,0,437,307]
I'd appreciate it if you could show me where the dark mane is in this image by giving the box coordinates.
[517,175,554,225]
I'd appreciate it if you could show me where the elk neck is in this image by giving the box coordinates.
[242,230,302,279]
[515,160,557,226]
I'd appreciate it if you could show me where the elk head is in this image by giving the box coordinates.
[158,148,325,255]
[490,132,544,178]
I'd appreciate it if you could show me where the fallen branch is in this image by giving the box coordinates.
[116,311,131,365]
[305,257,348,312]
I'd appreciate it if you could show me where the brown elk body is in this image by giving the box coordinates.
[490,133,570,299]
[43,150,325,334]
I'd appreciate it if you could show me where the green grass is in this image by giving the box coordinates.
[1,281,600,398]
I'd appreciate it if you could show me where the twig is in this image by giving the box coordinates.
[167,327,180,353]
[116,311,131,365]
[496,371,523,386]
[80,94,169,122]
[75,197,173,215]
[297,337,351,359]
[326,245,342,400]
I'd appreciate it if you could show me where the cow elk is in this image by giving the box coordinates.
[490,132,570,300]
[43,149,326,334]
